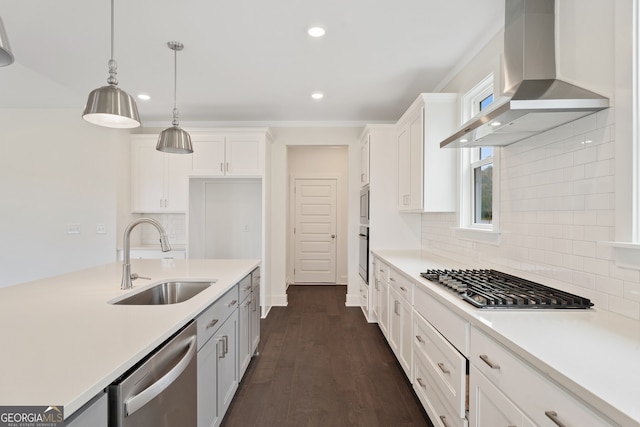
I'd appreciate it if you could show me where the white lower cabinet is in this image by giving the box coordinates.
[388,286,413,378]
[469,364,535,427]
[414,351,467,427]
[470,327,616,427]
[66,391,107,427]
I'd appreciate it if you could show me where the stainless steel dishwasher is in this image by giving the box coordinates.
[108,321,197,427]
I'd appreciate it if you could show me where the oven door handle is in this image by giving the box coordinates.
[125,335,197,416]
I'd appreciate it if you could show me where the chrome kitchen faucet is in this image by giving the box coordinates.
[121,218,171,290]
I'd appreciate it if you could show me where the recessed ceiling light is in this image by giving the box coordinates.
[311,92,324,100]
[137,94,151,101]
[490,121,502,127]
[307,26,326,37]
[460,138,468,143]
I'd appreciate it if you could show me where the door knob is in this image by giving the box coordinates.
[331,234,336,238]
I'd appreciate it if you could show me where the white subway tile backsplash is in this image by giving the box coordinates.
[421,108,640,319]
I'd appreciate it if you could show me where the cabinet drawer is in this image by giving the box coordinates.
[414,312,467,419]
[470,327,615,427]
[251,267,260,291]
[389,268,413,303]
[196,284,239,350]
[374,258,389,282]
[238,274,252,303]
[414,284,469,356]
[360,280,369,311]
[414,351,467,427]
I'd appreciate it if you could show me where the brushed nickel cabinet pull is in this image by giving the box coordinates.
[479,354,500,369]
[389,277,396,282]
[415,335,425,344]
[217,339,224,358]
[439,415,451,427]
[394,300,400,315]
[545,411,567,427]
[206,319,219,330]
[228,299,238,307]
[437,362,450,374]
[416,378,426,388]
[220,162,224,172]
[400,286,407,292]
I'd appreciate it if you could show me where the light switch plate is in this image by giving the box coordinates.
[96,223,106,234]
[67,223,81,234]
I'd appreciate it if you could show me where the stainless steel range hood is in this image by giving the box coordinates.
[440,0,609,148]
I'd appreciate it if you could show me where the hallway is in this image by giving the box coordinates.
[221,285,433,427]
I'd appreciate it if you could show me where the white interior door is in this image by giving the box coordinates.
[293,179,337,283]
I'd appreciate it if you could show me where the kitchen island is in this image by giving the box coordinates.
[373,249,640,427]
[0,258,259,420]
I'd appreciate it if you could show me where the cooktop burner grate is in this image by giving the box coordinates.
[420,269,593,309]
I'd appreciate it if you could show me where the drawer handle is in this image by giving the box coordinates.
[437,362,450,374]
[389,277,396,282]
[245,300,252,307]
[394,300,400,315]
[479,354,500,369]
[206,319,219,330]
[416,377,426,388]
[400,286,407,292]
[243,286,251,291]
[415,335,425,344]
[228,299,238,308]
[545,411,567,427]
[439,415,451,427]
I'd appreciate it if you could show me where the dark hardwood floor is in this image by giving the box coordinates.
[221,285,434,427]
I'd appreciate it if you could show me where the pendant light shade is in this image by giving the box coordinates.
[82,0,140,128]
[157,41,192,154]
[0,17,15,66]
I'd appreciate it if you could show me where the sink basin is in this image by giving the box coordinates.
[112,281,214,305]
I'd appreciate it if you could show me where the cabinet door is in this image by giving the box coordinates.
[238,295,252,379]
[469,365,535,427]
[371,274,380,321]
[250,286,260,354]
[197,335,220,427]
[66,392,107,427]
[398,295,413,378]
[379,278,389,338]
[397,124,412,209]
[132,140,165,212]
[216,311,238,420]
[225,135,263,176]
[192,136,226,176]
[360,133,370,186]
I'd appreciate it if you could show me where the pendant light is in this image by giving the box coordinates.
[82,0,140,128]
[0,17,14,66]
[156,41,193,154]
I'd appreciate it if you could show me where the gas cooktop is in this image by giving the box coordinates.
[420,269,594,309]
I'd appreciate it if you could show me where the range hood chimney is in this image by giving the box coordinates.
[440,0,609,148]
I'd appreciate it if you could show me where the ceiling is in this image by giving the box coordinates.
[0,0,504,126]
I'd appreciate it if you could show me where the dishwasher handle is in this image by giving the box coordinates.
[125,335,197,416]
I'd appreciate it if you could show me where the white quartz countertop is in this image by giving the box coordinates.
[373,249,640,427]
[0,258,259,419]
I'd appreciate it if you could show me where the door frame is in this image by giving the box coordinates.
[288,173,344,287]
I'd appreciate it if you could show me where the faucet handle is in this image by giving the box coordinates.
[130,273,151,281]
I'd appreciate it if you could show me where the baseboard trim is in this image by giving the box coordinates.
[345,293,361,307]
[271,294,288,306]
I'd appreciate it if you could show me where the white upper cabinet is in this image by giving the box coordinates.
[360,132,370,187]
[131,135,192,213]
[190,131,266,177]
[396,93,457,212]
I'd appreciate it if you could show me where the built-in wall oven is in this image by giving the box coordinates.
[360,186,370,225]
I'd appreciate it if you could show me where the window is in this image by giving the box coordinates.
[458,75,500,242]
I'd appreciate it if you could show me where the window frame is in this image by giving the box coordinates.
[457,74,501,244]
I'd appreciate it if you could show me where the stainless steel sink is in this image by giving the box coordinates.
[112,281,214,305]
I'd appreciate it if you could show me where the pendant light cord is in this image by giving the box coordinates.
[172,44,180,126]
[107,0,118,86]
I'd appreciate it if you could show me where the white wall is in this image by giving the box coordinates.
[268,127,361,307]
[0,109,129,287]
[423,0,640,320]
